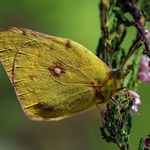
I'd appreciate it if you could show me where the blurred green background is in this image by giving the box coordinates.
[0,0,149,150]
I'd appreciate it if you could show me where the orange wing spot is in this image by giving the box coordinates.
[48,61,65,77]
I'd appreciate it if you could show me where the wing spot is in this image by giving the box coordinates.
[90,83,101,92]
[22,30,27,35]
[48,61,65,77]
[65,40,71,49]
[36,102,54,112]
[90,83,102,96]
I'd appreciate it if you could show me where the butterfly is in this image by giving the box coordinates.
[0,27,120,121]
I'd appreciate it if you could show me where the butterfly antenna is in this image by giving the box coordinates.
[120,38,142,70]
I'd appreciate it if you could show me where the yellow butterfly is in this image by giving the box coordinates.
[0,27,119,121]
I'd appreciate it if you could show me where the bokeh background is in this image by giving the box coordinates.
[0,0,149,150]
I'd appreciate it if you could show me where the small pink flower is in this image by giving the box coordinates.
[139,55,150,72]
[138,72,150,83]
[138,55,150,83]
[129,90,141,113]
[145,29,150,46]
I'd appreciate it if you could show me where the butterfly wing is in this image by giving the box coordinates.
[0,27,110,120]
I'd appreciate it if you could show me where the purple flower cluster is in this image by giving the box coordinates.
[138,55,150,83]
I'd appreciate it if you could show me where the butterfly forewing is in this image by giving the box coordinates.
[0,27,110,120]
